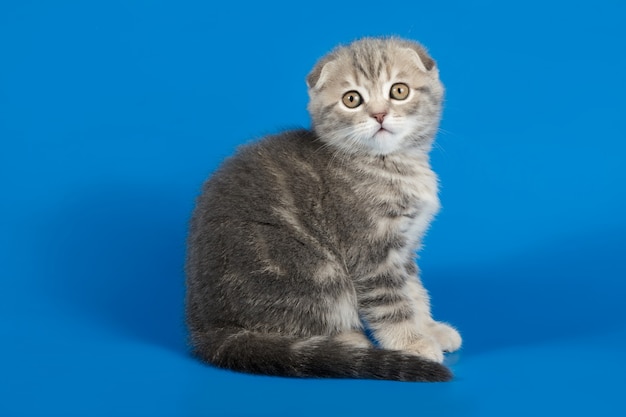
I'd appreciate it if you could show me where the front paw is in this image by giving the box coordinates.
[428,321,462,352]
[403,335,444,363]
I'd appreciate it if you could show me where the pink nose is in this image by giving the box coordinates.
[371,112,387,123]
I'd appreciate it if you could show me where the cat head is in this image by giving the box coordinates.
[307,37,444,156]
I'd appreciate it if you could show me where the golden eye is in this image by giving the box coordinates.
[342,91,362,108]
[390,83,410,100]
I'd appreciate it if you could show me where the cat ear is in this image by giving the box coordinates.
[306,57,336,90]
[401,43,436,72]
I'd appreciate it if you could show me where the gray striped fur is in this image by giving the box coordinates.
[186,37,461,382]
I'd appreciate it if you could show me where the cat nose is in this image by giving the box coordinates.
[371,112,387,124]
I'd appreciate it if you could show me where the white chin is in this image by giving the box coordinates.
[370,130,402,155]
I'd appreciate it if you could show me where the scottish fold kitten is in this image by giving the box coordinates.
[185,37,461,382]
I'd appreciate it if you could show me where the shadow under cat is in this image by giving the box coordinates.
[41,184,191,354]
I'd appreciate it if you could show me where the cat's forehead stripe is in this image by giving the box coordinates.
[384,61,392,81]
[344,47,399,86]
[351,54,368,84]
[351,49,379,82]
[352,67,363,88]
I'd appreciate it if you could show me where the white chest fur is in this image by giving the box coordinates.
[403,166,440,242]
[362,154,440,250]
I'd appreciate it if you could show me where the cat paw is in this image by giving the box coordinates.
[403,336,444,363]
[427,321,462,352]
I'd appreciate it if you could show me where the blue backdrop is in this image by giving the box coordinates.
[2,1,625,416]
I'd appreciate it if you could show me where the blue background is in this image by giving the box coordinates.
[2,1,625,416]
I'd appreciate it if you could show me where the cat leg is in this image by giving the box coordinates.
[403,276,462,353]
[356,268,444,363]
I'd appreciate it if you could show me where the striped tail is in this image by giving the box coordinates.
[190,328,452,382]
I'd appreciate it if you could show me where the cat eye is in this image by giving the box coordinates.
[390,83,410,100]
[342,91,362,108]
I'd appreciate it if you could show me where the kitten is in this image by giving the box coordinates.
[185,37,461,382]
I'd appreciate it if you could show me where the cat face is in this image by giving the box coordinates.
[307,38,444,156]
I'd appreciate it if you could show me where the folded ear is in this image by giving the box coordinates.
[306,56,337,90]
[400,41,436,72]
